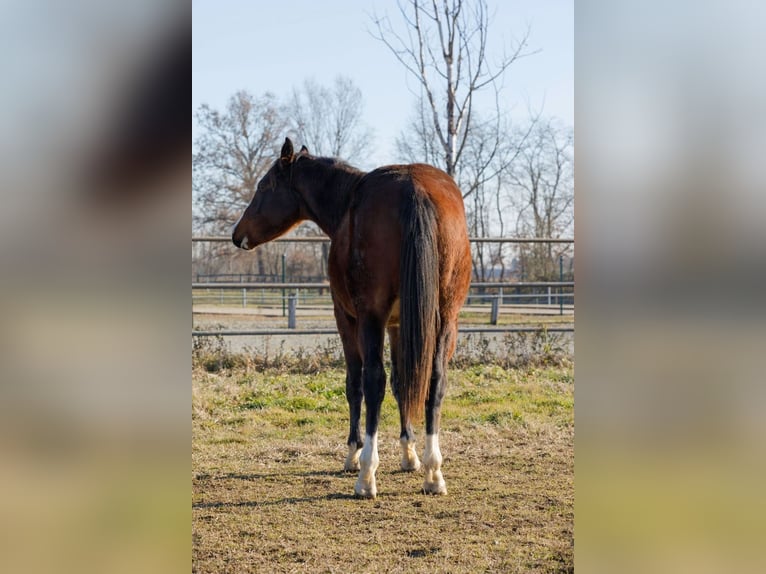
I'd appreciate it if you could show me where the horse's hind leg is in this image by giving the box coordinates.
[354,315,387,499]
[422,322,456,495]
[388,326,421,472]
[334,305,363,472]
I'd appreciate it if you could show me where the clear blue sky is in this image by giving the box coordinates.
[193,0,573,167]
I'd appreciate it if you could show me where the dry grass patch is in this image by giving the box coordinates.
[193,362,573,573]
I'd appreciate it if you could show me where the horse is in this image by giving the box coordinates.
[232,138,471,498]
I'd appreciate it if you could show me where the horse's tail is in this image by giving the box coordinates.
[398,188,441,423]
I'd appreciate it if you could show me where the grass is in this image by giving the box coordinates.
[193,352,573,573]
[192,327,572,375]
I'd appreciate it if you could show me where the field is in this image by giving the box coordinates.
[192,341,573,573]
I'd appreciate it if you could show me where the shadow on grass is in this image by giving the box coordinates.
[195,469,343,482]
[193,491,357,509]
[193,468,367,508]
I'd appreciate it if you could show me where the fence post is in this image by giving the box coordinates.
[559,255,564,315]
[282,253,287,317]
[287,293,297,329]
[242,288,247,308]
[490,295,500,325]
[547,286,552,306]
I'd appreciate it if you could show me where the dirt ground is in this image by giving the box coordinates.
[192,362,574,573]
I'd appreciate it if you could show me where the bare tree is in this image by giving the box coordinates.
[459,116,504,280]
[193,91,288,233]
[193,91,291,279]
[509,120,574,280]
[289,76,374,160]
[372,0,531,181]
[395,97,443,166]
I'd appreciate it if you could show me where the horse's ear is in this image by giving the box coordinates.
[299,145,309,155]
[280,137,294,162]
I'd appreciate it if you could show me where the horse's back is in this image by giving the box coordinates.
[356,163,467,234]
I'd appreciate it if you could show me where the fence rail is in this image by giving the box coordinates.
[191,281,573,290]
[192,236,574,244]
[193,326,574,337]
[192,235,574,336]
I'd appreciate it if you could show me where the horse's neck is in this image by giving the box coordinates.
[298,162,363,239]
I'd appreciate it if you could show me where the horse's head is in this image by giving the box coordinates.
[231,137,309,250]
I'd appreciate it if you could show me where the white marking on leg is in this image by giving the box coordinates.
[354,433,379,498]
[422,433,447,495]
[344,443,362,472]
[400,437,421,471]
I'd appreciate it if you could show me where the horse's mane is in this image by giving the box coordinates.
[292,154,365,234]
[300,155,364,176]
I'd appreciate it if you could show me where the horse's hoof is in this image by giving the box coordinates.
[422,480,447,495]
[344,446,361,473]
[354,474,377,499]
[399,439,421,472]
[354,486,377,499]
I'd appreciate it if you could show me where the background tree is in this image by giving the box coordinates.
[395,97,443,167]
[290,76,374,160]
[372,0,530,180]
[508,120,574,280]
[193,91,287,233]
[460,114,525,281]
[193,91,289,279]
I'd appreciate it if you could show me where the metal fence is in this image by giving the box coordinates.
[192,236,575,244]
[192,236,574,336]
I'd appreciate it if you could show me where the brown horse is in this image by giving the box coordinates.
[232,138,471,498]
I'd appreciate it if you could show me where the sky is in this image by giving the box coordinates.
[193,0,573,168]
